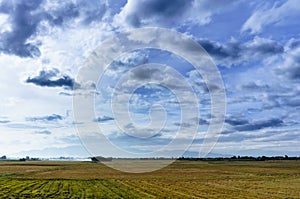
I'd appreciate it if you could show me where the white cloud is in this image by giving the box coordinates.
[242,0,300,34]
[0,13,11,33]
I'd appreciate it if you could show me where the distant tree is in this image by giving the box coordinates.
[91,156,112,162]
[91,157,99,162]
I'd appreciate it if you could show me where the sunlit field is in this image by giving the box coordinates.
[0,160,299,198]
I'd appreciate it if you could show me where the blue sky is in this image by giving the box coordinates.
[0,0,299,158]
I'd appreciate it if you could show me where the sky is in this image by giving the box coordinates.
[0,0,300,158]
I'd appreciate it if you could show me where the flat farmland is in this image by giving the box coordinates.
[0,160,299,198]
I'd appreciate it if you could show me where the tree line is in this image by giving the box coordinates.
[177,155,300,161]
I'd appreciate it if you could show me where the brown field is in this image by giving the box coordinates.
[0,160,299,198]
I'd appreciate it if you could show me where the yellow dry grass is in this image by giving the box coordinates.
[0,160,299,198]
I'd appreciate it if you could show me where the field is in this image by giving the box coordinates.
[0,160,299,198]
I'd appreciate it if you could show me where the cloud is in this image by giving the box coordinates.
[262,90,300,110]
[27,114,63,122]
[275,42,300,81]
[59,92,73,96]
[225,116,248,126]
[173,122,193,128]
[26,68,78,90]
[0,0,43,57]
[219,128,299,144]
[94,116,114,123]
[34,130,51,135]
[6,123,44,129]
[44,0,107,26]
[225,116,284,132]
[199,118,209,125]
[109,51,149,72]
[130,67,161,80]
[122,122,163,138]
[114,0,238,28]
[115,0,192,28]
[0,120,10,124]
[198,36,284,67]
[241,81,270,91]
[0,0,108,57]
[288,39,300,49]
[242,0,300,34]
[44,2,80,26]
[282,98,300,108]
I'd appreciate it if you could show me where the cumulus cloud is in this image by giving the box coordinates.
[0,0,107,57]
[26,68,78,90]
[130,67,161,80]
[109,51,149,72]
[242,0,300,34]
[44,0,107,26]
[0,0,43,57]
[262,90,300,110]
[198,36,284,67]
[114,0,238,28]
[275,41,300,81]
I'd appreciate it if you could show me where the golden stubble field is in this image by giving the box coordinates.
[0,160,299,198]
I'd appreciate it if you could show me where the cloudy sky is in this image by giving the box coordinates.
[0,0,299,158]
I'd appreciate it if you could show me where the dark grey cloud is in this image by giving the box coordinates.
[198,39,241,60]
[225,116,248,126]
[0,0,107,58]
[130,67,160,80]
[0,0,43,57]
[173,122,193,128]
[288,39,300,49]
[125,0,193,27]
[0,120,10,124]
[262,90,300,110]
[198,37,284,67]
[241,82,270,91]
[45,2,79,26]
[199,118,209,125]
[27,114,63,122]
[45,1,106,26]
[34,130,51,135]
[275,46,300,81]
[119,0,238,28]
[282,98,300,107]
[26,69,78,90]
[225,116,284,132]
[248,40,284,55]
[94,116,114,123]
